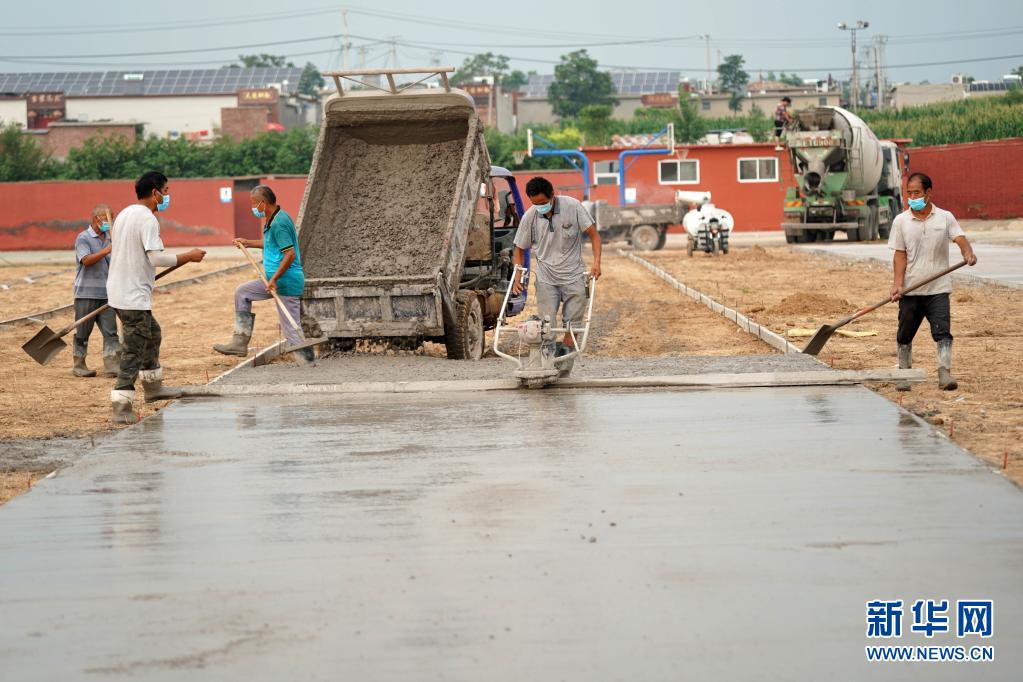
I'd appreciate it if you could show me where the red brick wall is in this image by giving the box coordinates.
[905,138,1023,219]
[221,107,268,141]
[33,125,137,160]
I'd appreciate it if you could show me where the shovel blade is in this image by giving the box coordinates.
[801,324,837,356]
[22,325,67,365]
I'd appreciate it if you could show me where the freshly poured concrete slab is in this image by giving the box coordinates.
[1,386,1021,681]
[218,352,829,386]
[797,242,1023,288]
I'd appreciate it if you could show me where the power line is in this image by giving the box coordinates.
[0,6,341,36]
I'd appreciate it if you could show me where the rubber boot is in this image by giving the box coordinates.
[937,340,958,391]
[72,355,97,378]
[140,367,183,402]
[213,311,255,356]
[291,346,316,366]
[111,389,137,425]
[895,343,912,392]
[101,339,121,378]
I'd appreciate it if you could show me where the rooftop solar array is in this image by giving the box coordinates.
[0,67,305,97]
[968,82,1013,93]
[523,71,683,98]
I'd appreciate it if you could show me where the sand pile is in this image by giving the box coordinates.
[768,292,852,317]
[732,245,772,262]
[300,118,468,279]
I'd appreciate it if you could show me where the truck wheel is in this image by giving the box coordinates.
[878,224,891,240]
[655,230,668,250]
[445,293,484,360]
[687,235,695,257]
[785,232,798,244]
[630,224,660,251]
[846,227,862,242]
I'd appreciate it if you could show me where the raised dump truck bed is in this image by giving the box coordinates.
[296,68,490,357]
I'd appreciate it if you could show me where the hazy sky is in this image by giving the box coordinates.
[1,0,1021,85]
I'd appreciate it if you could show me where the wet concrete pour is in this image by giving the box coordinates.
[1,385,1021,681]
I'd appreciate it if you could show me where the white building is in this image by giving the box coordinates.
[0,67,317,139]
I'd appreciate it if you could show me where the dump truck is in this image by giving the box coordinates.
[585,201,678,251]
[782,106,905,243]
[296,68,528,360]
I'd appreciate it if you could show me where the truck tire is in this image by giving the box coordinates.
[655,229,668,250]
[845,227,862,242]
[445,293,484,360]
[878,224,891,240]
[785,231,798,244]
[630,224,660,251]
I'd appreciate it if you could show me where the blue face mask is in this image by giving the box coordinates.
[99,222,111,233]
[156,192,170,212]
[533,202,552,215]
[908,197,927,211]
[252,205,266,219]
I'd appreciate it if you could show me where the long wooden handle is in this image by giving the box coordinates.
[236,243,302,333]
[56,261,187,336]
[836,260,969,328]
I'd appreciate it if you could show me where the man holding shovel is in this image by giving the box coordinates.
[70,204,120,378]
[213,185,311,364]
[107,171,206,424]
[889,172,977,391]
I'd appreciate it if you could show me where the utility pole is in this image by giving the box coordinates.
[874,35,888,110]
[838,20,869,109]
[358,45,367,69]
[342,9,350,70]
[703,34,712,94]
[389,36,399,69]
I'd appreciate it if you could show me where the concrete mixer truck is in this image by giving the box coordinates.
[781,106,905,243]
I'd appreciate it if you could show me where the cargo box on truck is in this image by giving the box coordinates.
[296,68,528,359]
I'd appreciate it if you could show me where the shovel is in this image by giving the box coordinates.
[802,260,968,356]
[22,262,186,365]
[235,242,325,352]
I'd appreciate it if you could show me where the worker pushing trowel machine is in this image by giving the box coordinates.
[493,176,603,388]
[494,266,597,388]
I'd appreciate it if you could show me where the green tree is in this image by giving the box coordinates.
[718,54,749,114]
[298,62,325,96]
[578,104,613,145]
[676,91,708,143]
[0,123,57,181]
[452,52,507,85]
[233,54,296,68]
[766,71,777,82]
[548,50,618,119]
[746,105,772,142]
[451,53,519,89]
[777,72,803,87]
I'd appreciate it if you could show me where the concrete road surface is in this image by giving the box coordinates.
[2,386,1021,681]
[796,242,1023,288]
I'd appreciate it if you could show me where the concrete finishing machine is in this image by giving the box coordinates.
[782,106,905,244]
[296,68,529,360]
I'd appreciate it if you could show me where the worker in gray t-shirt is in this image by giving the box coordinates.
[71,204,121,379]
[888,172,977,392]
[512,176,602,351]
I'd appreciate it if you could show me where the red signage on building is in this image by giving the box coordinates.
[26,92,66,129]
[641,93,676,108]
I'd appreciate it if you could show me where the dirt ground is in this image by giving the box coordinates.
[0,263,291,500]
[0,257,245,320]
[644,245,1023,485]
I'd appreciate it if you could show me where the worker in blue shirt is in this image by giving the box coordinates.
[213,185,311,363]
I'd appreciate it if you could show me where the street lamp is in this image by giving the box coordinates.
[838,20,869,109]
